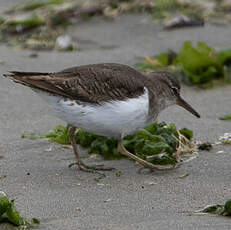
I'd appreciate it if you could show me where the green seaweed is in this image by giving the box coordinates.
[14,0,64,11]
[179,128,193,140]
[152,10,165,20]
[135,51,175,72]
[45,125,70,144]
[36,122,193,165]
[21,133,45,140]
[5,16,44,33]
[135,61,158,72]
[0,17,5,26]
[152,0,202,21]
[0,196,9,217]
[218,49,231,65]
[0,192,40,227]
[155,0,180,11]
[199,204,224,215]
[219,114,231,121]
[155,52,170,66]
[175,41,224,84]
[136,41,231,87]
[197,199,231,216]
[224,199,231,216]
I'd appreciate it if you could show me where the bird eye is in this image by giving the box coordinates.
[171,87,178,95]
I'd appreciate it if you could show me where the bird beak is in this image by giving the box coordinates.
[177,96,200,118]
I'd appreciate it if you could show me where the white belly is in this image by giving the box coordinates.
[34,88,152,138]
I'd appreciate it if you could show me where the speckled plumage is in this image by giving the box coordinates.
[4,63,180,120]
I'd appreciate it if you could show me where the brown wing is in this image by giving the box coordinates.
[4,63,145,104]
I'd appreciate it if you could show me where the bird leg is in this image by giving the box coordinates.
[68,126,114,172]
[117,138,179,172]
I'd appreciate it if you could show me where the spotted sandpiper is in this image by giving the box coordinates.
[4,63,200,172]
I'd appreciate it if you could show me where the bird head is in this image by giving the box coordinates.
[148,71,200,118]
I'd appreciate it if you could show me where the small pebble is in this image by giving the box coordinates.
[144,181,157,185]
[45,146,52,152]
[97,183,105,186]
[29,52,38,58]
[164,15,204,29]
[0,191,7,197]
[55,35,76,50]
[217,150,224,154]
[179,173,189,179]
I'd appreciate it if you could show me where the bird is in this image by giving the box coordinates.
[4,63,200,173]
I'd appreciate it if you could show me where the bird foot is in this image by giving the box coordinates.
[138,162,181,174]
[69,161,115,173]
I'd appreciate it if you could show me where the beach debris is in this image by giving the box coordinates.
[194,199,231,216]
[164,15,204,29]
[0,192,40,227]
[136,41,231,88]
[219,114,231,121]
[219,133,231,144]
[198,142,213,151]
[55,34,76,51]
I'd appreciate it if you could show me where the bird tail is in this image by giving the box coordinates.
[3,71,70,97]
[3,71,51,86]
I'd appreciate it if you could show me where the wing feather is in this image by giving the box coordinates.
[4,63,146,103]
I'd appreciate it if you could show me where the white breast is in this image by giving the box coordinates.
[34,88,152,138]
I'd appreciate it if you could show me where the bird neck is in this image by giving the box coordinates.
[144,79,173,120]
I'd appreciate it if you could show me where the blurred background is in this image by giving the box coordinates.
[1,1,231,230]
[1,0,231,85]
